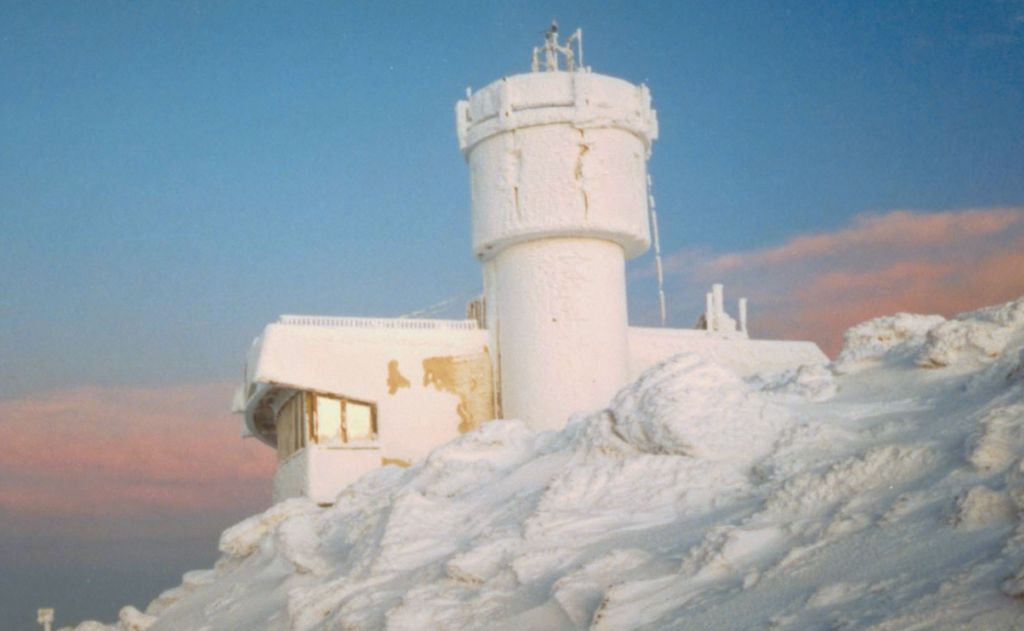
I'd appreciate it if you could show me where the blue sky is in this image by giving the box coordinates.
[1,1,1023,627]
[3,1,1022,398]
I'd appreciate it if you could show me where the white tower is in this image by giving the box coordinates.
[456,26,658,431]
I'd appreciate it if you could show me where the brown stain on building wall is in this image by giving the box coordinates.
[387,360,411,395]
[382,457,411,468]
[422,348,495,434]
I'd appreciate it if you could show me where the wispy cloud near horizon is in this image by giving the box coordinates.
[641,207,1024,356]
[0,383,275,537]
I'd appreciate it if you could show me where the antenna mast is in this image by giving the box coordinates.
[531,21,585,72]
[647,174,667,326]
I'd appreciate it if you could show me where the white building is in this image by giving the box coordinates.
[234,27,827,505]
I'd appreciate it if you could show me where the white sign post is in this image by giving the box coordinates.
[37,608,54,631]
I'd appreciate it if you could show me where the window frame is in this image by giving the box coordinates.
[307,391,379,444]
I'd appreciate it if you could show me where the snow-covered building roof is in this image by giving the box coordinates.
[238,315,487,444]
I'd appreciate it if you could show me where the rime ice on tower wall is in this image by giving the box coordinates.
[456,38,658,431]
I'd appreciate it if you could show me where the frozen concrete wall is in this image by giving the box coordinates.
[305,446,381,505]
[494,238,629,425]
[272,446,381,505]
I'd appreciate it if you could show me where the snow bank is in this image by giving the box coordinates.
[64,296,1024,631]
[952,485,1015,530]
[918,297,1024,368]
[219,497,321,560]
[58,607,154,631]
[748,362,838,402]
[608,353,790,464]
[833,312,946,373]
[968,402,1024,472]
[832,297,1024,375]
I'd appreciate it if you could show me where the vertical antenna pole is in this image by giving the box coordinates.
[647,174,667,327]
[544,24,557,71]
[712,284,724,328]
[576,28,584,70]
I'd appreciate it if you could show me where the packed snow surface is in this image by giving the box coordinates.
[65,297,1024,630]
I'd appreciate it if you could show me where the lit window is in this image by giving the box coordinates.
[315,395,342,442]
[345,401,374,441]
[311,394,377,444]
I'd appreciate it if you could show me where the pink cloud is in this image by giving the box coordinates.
[657,207,1024,356]
[705,207,1023,274]
[0,382,276,527]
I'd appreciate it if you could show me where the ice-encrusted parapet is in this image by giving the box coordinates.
[457,71,657,154]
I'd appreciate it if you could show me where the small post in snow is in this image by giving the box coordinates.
[38,608,54,631]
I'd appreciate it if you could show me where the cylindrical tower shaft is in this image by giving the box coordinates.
[493,237,629,425]
[457,66,657,431]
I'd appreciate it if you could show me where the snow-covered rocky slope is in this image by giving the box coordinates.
[66,297,1024,630]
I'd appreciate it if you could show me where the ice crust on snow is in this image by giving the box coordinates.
[608,352,789,463]
[953,485,1016,530]
[833,312,946,373]
[116,607,156,631]
[918,298,1024,368]
[968,402,1024,472]
[748,362,838,402]
[63,296,1024,631]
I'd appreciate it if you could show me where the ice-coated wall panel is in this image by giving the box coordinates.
[467,125,650,259]
[272,446,383,505]
[494,238,629,428]
[306,446,381,505]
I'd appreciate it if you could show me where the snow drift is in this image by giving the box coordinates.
[64,297,1024,630]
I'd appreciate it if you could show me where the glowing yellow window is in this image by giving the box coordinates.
[315,395,342,442]
[311,394,377,444]
[345,401,374,441]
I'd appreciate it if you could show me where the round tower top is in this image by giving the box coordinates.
[456,27,658,262]
[455,26,658,156]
